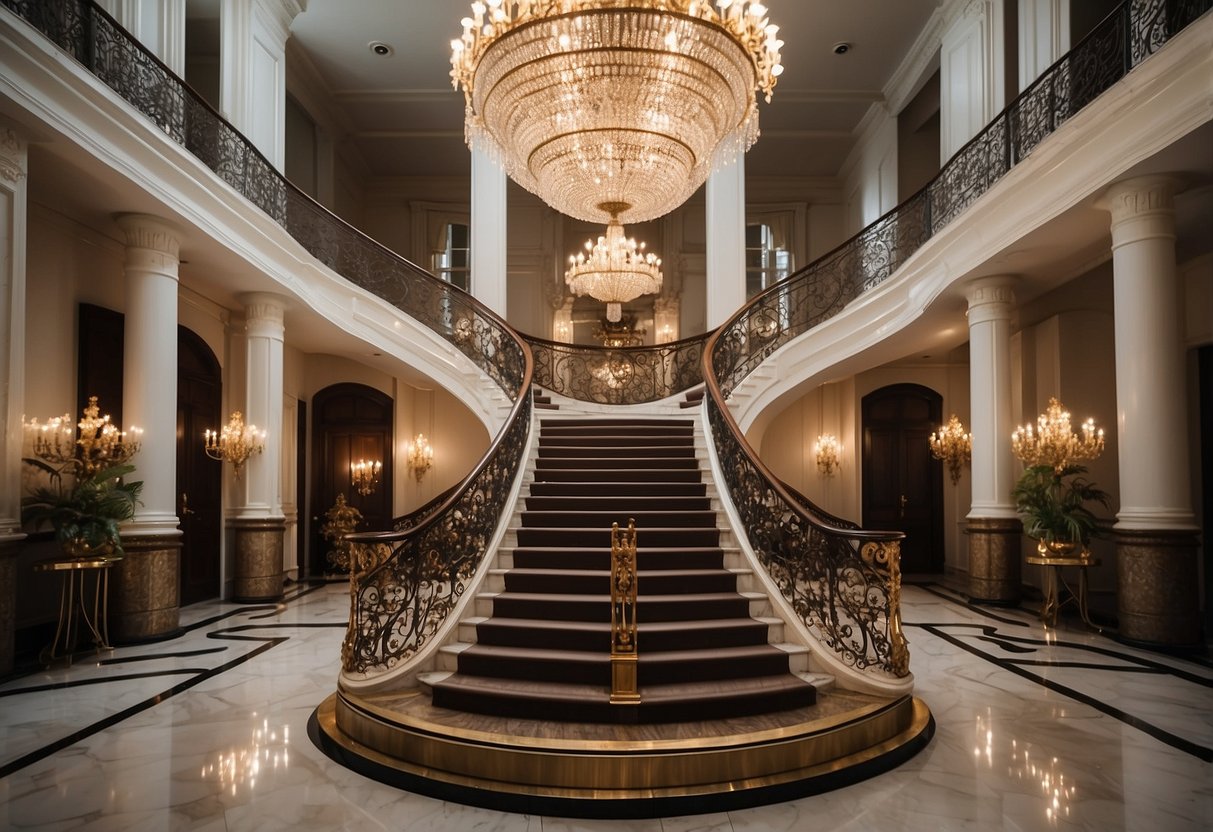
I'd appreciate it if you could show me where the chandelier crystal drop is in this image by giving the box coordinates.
[450,0,784,224]
[565,204,663,322]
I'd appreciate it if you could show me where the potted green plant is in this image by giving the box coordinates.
[1012,463,1109,558]
[22,462,143,559]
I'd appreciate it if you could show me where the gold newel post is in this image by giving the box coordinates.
[320,494,362,574]
[861,539,911,676]
[610,519,640,704]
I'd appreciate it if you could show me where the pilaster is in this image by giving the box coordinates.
[706,158,746,329]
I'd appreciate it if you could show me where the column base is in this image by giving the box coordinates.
[232,518,285,603]
[1116,528,1202,649]
[0,538,22,675]
[965,517,1022,604]
[110,535,182,643]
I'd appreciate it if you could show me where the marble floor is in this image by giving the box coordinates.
[1,581,1209,831]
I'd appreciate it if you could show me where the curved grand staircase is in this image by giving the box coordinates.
[314,401,932,817]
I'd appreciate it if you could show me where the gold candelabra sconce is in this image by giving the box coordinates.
[204,411,266,479]
[814,434,842,477]
[407,433,433,482]
[24,395,142,478]
[930,414,972,485]
[350,459,382,497]
[1012,397,1105,472]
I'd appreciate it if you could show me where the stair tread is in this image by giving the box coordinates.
[471,617,768,632]
[433,673,815,700]
[459,642,789,662]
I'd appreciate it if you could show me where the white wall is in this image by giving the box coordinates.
[840,105,899,237]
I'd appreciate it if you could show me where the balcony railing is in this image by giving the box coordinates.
[0,0,534,678]
[702,0,1209,678]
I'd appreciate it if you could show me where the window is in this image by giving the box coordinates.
[745,222,793,299]
[432,222,470,292]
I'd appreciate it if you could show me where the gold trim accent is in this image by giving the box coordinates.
[610,519,639,704]
[318,693,930,798]
[861,540,910,676]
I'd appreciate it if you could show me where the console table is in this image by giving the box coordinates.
[1026,554,1100,630]
[34,556,114,665]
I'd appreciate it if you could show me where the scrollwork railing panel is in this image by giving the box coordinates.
[527,335,705,404]
[706,396,908,675]
[344,393,532,675]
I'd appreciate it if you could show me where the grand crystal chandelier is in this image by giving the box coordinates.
[451,0,783,224]
[565,204,662,321]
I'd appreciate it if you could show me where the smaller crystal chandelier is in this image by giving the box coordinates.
[930,415,972,485]
[407,434,434,482]
[204,412,265,479]
[814,434,842,477]
[566,205,662,323]
[1012,397,1105,472]
[350,459,382,497]
[25,395,142,478]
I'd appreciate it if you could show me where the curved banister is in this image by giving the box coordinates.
[0,0,534,679]
[701,0,1210,678]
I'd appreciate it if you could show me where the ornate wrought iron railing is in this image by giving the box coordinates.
[526,333,706,405]
[703,0,1209,677]
[0,0,535,676]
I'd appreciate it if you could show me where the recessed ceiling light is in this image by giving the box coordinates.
[368,41,394,57]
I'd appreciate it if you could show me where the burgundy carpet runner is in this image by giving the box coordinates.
[429,416,817,723]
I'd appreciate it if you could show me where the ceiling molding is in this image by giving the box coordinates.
[353,130,465,140]
[883,4,947,115]
[770,89,884,105]
[332,89,460,103]
[758,129,853,141]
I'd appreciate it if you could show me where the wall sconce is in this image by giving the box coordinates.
[24,395,142,478]
[554,320,571,342]
[658,323,674,343]
[1012,397,1104,472]
[814,434,841,477]
[929,414,972,485]
[204,411,265,479]
[407,433,434,482]
[350,459,382,496]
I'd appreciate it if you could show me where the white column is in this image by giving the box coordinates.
[0,125,28,542]
[966,276,1018,519]
[116,214,184,537]
[220,0,304,170]
[470,146,508,317]
[940,0,1008,162]
[1105,176,1195,531]
[1017,0,1069,92]
[705,159,746,329]
[237,292,286,519]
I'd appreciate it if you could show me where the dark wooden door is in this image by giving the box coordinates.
[176,328,222,605]
[862,384,943,574]
[310,384,393,575]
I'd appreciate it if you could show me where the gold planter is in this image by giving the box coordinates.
[1035,539,1089,560]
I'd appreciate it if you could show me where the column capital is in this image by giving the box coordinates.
[114,213,183,258]
[238,292,287,326]
[1100,175,1180,230]
[0,125,28,185]
[965,275,1017,308]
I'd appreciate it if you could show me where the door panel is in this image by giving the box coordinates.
[862,385,944,574]
[310,385,394,576]
[177,330,222,606]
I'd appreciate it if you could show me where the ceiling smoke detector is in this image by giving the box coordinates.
[832,42,851,55]
[368,41,394,57]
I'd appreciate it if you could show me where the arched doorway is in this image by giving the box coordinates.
[176,328,222,604]
[310,383,394,575]
[861,383,943,574]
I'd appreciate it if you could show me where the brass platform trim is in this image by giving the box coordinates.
[310,693,933,817]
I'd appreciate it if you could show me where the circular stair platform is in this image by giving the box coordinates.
[310,688,933,818]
